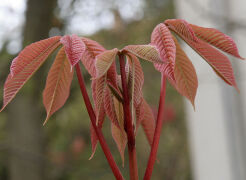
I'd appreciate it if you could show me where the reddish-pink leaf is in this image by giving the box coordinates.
[10,36,61,77]
[1,36,61,111]
[106,62,123,102]
[194,40,238,89]
[93,76,107,125]
[165,19,198,42]
[165,19,238,90]
[123,44,163,63]
[95,48,118,78]
[81,38,105,77]
[111,122,127,166]
[89,80,106,159]
[151,23,176,81]
[89,123,98,160]
[43,47,74,124]
[126,54,144,107]
[111,96,127,166]
[172,36,198,107]
[10,57,17,77]
[136,98,155,146]
[106,62,118,90]
[190,24,244,60]
[104,86,120,128]
[60,34,85,67]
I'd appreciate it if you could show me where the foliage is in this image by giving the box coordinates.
[0,19,244,180]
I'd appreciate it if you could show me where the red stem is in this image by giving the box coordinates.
[144,73,167,180]
[75,63,124,180]
[119,53,139,180]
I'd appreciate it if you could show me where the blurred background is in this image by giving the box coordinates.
[0,0,245,180]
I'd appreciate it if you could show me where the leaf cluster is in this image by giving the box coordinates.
[0,19,243,165]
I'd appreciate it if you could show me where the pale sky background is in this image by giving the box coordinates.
[0,0,144,54]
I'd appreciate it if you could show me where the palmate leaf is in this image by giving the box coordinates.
[95,48,119,78]
[165,19,238,90]
[172,36,198,107]
[81,38,105,77]
[1,36,61,111]
[190,24,244,59]
[43,47,74,125]
[151,23,176,81]
[136,98,155,146]
[60,34,86,67]
[123,44,163,64]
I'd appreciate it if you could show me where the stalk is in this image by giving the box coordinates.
[119,53,139,180]
[144,73,167,180]
[75,63,124,180]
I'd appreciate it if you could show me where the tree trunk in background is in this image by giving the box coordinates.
[7,0,57,180]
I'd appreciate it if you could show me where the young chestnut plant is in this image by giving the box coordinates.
[0,19,244,180]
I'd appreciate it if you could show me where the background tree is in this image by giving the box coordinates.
[6,0,58,180]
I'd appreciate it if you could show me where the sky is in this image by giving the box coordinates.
[0,0,144,54]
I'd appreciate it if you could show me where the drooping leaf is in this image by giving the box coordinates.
[60,34,86,67]
[151,23,176,81]
[94,76,107,125]
[172,36,198,107]
[190,24,244,59]
[123,44,163,64]
[136,98,155,146]
[89,80,106,159]
[106,62,123,102]
[104,87,120,128]
[89,123,98,160]
[1,36,61,111]
[81,38,105,77]
[165,19,238,90]
[95,48,118,78]
[111,97,127,166]
[126,54,144,107]
[194,40,238,89]
[42,47,74,124]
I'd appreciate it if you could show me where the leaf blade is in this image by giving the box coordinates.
[95,48,118,78]
[43,47,74,124]
[172,36,198,107]
[136,98,155,146]
[190,24,244,59]
[60,34,86,67]
[1,36,61,111]
[165,19,238,90]
[126,54,144,107]
[111,97,127,166]
[123,44,163,63]
[81,38,105,77]
[151,23,176,81]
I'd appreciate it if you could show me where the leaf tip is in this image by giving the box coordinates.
[192,102,196,111]
[0,106,5,113]
[43,117,49,126]
[235,86,240,93]
[89,150,96,160]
